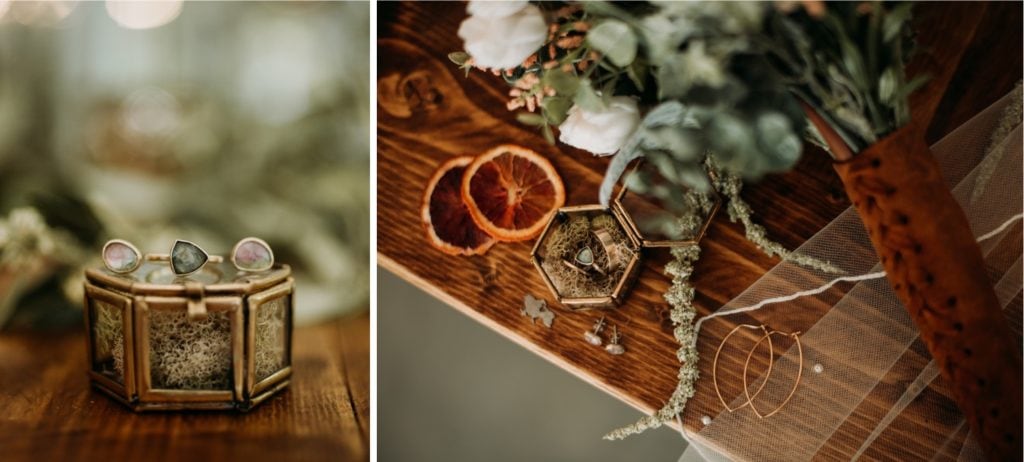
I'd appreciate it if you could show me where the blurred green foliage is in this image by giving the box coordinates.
[0,2,369,329]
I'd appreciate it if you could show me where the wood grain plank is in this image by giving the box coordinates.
[377,2,1022,460]
[0,312,369,462]
[339,314,371,447]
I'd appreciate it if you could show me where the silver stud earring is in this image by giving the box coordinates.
[605,325,625,355]
[584,316,605,346]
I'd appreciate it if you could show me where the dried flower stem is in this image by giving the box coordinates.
[970,82,1023,205]
[604,244,701,440]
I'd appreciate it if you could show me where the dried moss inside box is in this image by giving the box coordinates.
[84,261,294,411]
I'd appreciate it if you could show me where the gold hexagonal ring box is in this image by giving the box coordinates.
[531,179,720,310]
[83,260,294,411]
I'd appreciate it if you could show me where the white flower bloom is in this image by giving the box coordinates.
[558,97,641,156]
[458,3,547,69]
[467,0,528,18]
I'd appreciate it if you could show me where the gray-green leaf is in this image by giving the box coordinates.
[542,96,573,125]
[882,3,914,42]
[517,113,546,126]
[448,51,470,66]
[878,67,897,104]
[574,79,605,112]
[755,112,801,170]
[588,20,638,67]
[543,69,580,97]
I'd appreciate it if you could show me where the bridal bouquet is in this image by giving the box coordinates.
[452,1,918,203]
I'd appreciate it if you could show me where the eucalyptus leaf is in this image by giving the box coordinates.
[623,170,648,194]
[448,51,470,66]
[582,0,632,18]
[645,126,700,162]
[892,74,929,101]
[706,112,757,172]
[642,101,687,128]
[659,41,727,99]
[642,214,686,240]
[882,3,914,42]
[804,120,830,152]
[878,67,897,104]
[649,150,681,183]
[640,14,684,66]
[599,136,644,206]
[517,113,546,126]
[626,59,647,91]
[601,77,619,102]
[656,54,690,99]
[574,80,605,112]
[676,164,711,192]
[588,20,638,67]
[837,34,870,92]
[834,106,877,146]
[543,69,579,97]
[541,96,573,125]
[754,112,801,170]
[649,183,672,202]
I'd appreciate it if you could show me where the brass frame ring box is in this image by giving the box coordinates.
[530,171,721,310]
[84,239,293,412]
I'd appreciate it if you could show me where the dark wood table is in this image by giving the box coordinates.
[0,312,369,462]
[377,2,1022,460]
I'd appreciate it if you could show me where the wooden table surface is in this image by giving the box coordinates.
[377,2,1022,460]
[0,312,369,462]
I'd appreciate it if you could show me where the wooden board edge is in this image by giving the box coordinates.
[379,253,742,457]
[378,252,673,428]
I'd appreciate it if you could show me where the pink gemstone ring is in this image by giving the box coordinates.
[101,239,143,274]
[231,237,275,273]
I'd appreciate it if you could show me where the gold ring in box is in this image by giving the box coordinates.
[530,168,721,310]
[83,249,294,412]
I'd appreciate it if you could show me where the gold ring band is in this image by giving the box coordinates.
[562,257,606,276]
[146,254,224,263]
[592,229,620,271]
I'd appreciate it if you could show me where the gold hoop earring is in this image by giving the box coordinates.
[712,324,775,412]
[743,330,803,419]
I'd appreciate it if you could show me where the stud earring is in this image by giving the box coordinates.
[584,316,606,346]
[605,325,625,355]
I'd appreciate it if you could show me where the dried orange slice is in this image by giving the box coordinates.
[461,145,565,242]
[422,156,497,256]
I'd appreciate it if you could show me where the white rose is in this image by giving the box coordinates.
[558,97,641,155]
[458,3,547,69]
[467,0,528,18]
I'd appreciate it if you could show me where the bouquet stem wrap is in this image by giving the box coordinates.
[833,125,1023,460]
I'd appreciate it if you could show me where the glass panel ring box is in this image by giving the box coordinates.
[530,178,720,310]
[83,261,294,411]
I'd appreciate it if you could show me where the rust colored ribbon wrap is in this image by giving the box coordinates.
[833,125,1023,460]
